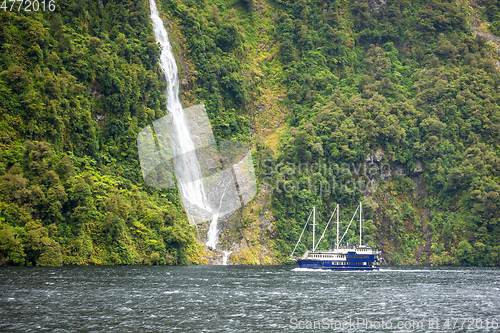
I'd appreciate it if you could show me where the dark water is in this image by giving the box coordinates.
[0,266,499,332]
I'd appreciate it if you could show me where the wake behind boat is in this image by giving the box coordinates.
[291,203,381,271]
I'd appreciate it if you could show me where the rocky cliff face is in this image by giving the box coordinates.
[166,2,281,265]
[368,0,387,12]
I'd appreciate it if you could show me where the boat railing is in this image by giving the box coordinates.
[311,247,380,254]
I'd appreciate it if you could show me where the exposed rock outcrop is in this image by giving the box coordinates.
[368,0,386,12]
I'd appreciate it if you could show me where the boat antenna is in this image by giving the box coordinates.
[312,207,316,252]
[336,203,339,249]
[359,202,362,245]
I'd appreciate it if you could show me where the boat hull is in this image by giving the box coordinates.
[297,259,379,271]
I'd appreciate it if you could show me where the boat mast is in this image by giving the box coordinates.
[291,209,313,258]
[336,204,339,249]
[359,202,362,245]
[312,207,316,252]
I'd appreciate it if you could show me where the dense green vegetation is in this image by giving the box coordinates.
[0,0,204,265]
[482,0,500,35]
[266,0,500,266]
[158,0,254,142]
[1,0,499,266]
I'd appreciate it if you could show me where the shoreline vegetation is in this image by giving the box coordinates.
[1,0,500,267]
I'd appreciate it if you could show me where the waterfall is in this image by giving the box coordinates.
[149,0,218,247]
[222,251,232,265]
[146,0,257,254]
[205,214,219,249]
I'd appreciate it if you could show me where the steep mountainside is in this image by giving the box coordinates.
[1,0,499,266]
[0,0,205,266]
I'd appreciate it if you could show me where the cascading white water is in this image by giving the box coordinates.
[222,251,232,265]
[205,179,231,249]
[149,0,219,248]
[206,214,219,249]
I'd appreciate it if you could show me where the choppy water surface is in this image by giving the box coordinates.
[0,266,499,332]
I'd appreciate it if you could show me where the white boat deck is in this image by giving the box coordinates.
[302,246,380,260]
